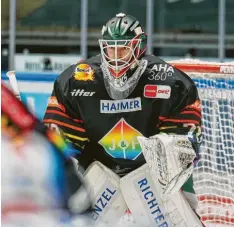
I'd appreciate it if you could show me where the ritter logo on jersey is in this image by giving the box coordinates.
[99,118,143,160]
[144,85,171,99]
[70,89,95,96]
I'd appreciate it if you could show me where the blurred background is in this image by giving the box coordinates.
[1,0,234,72]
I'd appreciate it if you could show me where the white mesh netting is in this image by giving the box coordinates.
[171,59,234,227]
[119,59,234,227]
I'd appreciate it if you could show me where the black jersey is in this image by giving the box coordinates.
[43,54,202,176]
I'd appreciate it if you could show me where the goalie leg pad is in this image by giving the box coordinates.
[120,164,172,227]
[120,164,203,227]
[83,161,128,225]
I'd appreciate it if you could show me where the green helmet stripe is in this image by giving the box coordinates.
[115,17,121,35]
[121,20,135,36]
[130,21,140,32]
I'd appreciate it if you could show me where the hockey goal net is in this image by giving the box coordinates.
[171,59,234,227]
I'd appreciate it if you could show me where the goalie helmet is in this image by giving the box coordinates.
[99,13,148,99]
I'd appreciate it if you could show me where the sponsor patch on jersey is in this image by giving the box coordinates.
[151,64,174,74]
[100,97,142,113]
[144,85,171,99]
[70,89,95,96]
[148,64,174,81]
[73,64,94,81]
[99,118,143,160]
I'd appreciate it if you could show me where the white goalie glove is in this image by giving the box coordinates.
[138,133,196,196]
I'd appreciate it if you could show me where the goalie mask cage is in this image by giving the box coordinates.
[171,60,234,227]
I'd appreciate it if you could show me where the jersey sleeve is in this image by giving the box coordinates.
[158,83,202,162]
[43,78,89,156]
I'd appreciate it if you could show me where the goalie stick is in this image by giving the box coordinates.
[6,71,21,100]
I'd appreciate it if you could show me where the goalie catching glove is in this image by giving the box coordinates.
[137,133,196,196]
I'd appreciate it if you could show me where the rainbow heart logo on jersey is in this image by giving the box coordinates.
[99,118,143,160]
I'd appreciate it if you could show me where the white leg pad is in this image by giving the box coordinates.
[120,164,203,227]
[83,161,128,225]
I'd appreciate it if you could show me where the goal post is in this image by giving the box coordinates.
[170,59,234,227]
